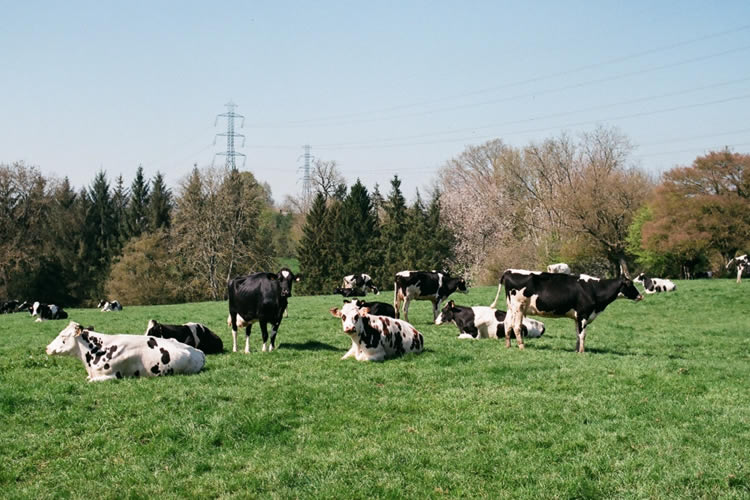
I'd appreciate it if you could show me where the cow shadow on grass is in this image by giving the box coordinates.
[282,340,341,352]
[532,343,650,357]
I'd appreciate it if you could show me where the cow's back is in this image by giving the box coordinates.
[228,272,283,319]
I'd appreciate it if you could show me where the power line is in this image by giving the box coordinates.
[214,101,246,170]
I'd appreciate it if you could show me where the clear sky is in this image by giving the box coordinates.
[2,1,749,203]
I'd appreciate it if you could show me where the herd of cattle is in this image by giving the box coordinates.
[1,257,747,381]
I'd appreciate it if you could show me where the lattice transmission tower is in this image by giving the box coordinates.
[214,101,246,170]
[297,144,313,199]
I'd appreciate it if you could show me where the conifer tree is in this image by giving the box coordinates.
[127,165,150,238]
[376,175,408,286]
[112,174,130,247]
[83,171,117,298]
[338,179,379,275]
[148,171,172,230]
[298,192,333,294]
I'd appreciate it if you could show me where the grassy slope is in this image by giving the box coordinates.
[1,280,749,499]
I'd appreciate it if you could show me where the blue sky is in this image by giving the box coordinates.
[2,1,749,203]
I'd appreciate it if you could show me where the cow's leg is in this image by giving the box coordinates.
[341,341,358,359]
[738,265,744,283]
[432,299,441,323]
[393,284,401,319]
[230,312,239,353]
[403,297,411,324]
[260,322,270,352]
[508,293,525,349]
[244,323,252,354]
[575,317,587,353]
[268,320,281,352]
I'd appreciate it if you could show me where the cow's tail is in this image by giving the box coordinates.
[489,272,505,309]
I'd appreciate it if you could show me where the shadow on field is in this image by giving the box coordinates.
[533,344,644,357]
[282,340,340,352]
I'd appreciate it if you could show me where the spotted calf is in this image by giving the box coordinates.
[634,273,676,294]
[46,321,206,382]
[329,300,424,361]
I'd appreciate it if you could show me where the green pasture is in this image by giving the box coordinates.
[1,280,749,498]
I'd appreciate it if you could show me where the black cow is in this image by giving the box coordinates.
[145,320,224,354]
[30,301,68,322]
[394,270,468,323]
[352,299,396,318]
[333,287,366,297]
[1,300,20,314]
[17,301,32,313]
[435,300,545,340]
[227,267,300,353]
[490,269,642,352]
[727,254,749,283]
[341,273,379,295]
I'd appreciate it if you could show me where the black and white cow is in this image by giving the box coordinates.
[726,254,749,283]
[1,300,20,314]
[329,300,424,361]
[633,273,676,294]
[227,267,300,353]
[97,299,123,312]
[145,320,224,354]
[341,273,379,295]
[490,269,642,352]
[46,321,206,382]
[394,270,468,323]
[31,301,68,322]
[333,287,366,297]
[546,263,571,274]
[352,299,396,318]
[435,300,545,340]
[17,301,32,313]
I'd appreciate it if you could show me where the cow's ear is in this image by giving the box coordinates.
[343,299,350,304]
[74,323,84,336]
[360,307,371,316]
[329,307,342,318]
[295,274,302,282]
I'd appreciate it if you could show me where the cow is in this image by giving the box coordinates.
[435,300,545,340]
[490,269,642,352]
[547,263,571,274]
[46,321,205,382]
[633,273,676,294]
[145,320,224,354]
[97,299,123,312]
[341,273,379,295]
[1,300,20,314]
[394,270,468,323]
[333,287,366,297]
[352,299,396,318]
[227,267,300,353]
[726,254,749,283]
[329,300,424,361]
[31,301,68,322]
[17,301,32,313]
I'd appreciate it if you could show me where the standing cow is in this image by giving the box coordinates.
[491,270,642,352]
[394,270,467,323]
[726,255,749,283]
[227,267,300,353]
[46,321,206,382]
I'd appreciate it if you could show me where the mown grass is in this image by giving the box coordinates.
[1,280,749,498]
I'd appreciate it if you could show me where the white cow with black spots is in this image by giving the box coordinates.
[633,273,676,293]
[727,254,749,283]
[46,321,206,382]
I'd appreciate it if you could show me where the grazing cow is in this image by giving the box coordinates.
[352,299,396,318]
[31,301,68,322]
[145,320,224,354]
[394,270,468,323]
[490,269,642,352]
[1,300,20,314]
[97,299,123,312]
[547,263,571,274]
[46,321,205,382]
[227,267,300,353]
[634,273,676,294]
[726,254,749,283]
[435,300,545,340]
[341,273,379,295]
[329,300,424,361]
[333,287,366,297]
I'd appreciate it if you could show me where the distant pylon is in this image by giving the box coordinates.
[214,101,246,170]
[298,144,313,198]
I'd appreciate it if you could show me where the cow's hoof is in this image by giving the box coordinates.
[262,344,267,352]
[518,344,525,350]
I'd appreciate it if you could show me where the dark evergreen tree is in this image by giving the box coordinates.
[298,192,333,294]
[423,190,455,270]
[112,174,130,247]
[338,179,380,275]
[127,165,150,238]
[80,171,117,299]
[148,171,172,230]
[376,175,408,286]
[402,190,429,269]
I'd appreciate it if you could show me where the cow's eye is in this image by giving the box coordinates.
[342,314,347,321]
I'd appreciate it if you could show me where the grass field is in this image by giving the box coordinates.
[1,280,749,498]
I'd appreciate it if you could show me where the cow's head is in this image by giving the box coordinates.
[523,317,546,338]
[455,277,468,293]
[31,301,41,316]
[633,273,646,284]
[619,277,643,301]
[144,319,163,337]
[277,268,301,297]
[329,300,366,334]
[435,300,458,325]
[97,300,106,308]
[46,321,84,355]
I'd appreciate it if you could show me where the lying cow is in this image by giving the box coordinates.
[31,301,68,322]
[435,300,545,340]
[352,299,396,318]
[726,254,749,283]
[333,287,366,297]
[491,269,642,352]
[97,299,123,311]
[46,321,206,382]
[634,273,676,294]
[1,300,20,314]
[394,270,468,323]
[329,300,424,361]
[145,320,224,354]
[341,273,379,295]
[546,263,571,274]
